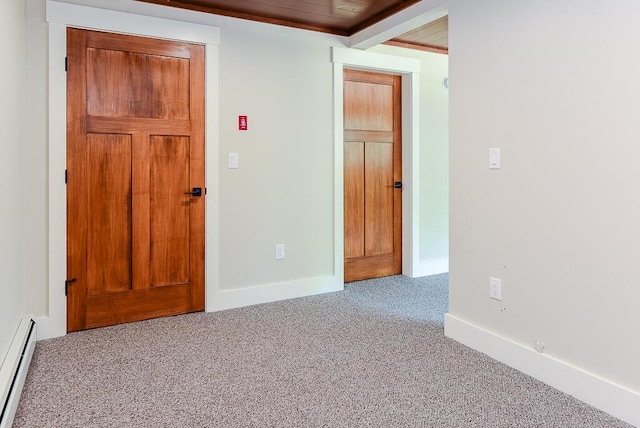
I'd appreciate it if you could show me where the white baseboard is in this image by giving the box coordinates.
[411,257,448,278]
[444,314,640,427]
[209,275,343,312]
[0,318,37,428]
[34,313,65,341]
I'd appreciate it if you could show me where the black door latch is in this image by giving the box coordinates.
[394,182,403,189]
[184,187,202,197]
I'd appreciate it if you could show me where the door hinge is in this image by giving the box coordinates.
[65,278,77,296]
[65,169,68,184]
[65,57,68,72]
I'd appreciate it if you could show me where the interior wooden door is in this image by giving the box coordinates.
[66,28,205,332]
[344,69,402,283]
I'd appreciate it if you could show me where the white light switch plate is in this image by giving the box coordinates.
[228,153,239,169]
[489,148,500,169]
[489,277,502,301]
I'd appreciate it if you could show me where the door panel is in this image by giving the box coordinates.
[85,285,191,329]
[364,142,394,256]
[344,81,393,132]
[67,28,205,331]
[149,135,190,287]
[86,134,132,295]
[344,69,402,282]
[86,44,190,119]
[344,141,365,259]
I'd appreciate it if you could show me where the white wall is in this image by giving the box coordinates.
[370,44,449,276]
[216,17,337,289]
[24,0,49,317]
[447,0,640,423]
[0,0,27,362]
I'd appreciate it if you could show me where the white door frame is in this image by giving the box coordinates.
[331,47,421,281]
[40,0,220,339]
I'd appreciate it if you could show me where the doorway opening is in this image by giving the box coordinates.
[332,46,421,284]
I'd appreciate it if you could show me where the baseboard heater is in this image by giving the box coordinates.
[0,318,36,428]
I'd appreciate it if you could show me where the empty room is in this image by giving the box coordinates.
[1,0,638,426]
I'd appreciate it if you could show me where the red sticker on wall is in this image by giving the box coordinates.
[239,115,248,130]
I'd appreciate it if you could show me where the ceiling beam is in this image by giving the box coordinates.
[348,0,448,50]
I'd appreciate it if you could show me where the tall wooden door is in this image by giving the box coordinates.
[66,28,205,332]
[344,69,402,283]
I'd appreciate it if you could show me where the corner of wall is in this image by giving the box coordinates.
[412,257,449,278]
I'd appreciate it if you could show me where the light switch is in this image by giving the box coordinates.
[489,277,502,301]
[489,148,500,169]
[228,153,239,169]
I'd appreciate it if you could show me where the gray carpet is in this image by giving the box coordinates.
[14,274,631,427]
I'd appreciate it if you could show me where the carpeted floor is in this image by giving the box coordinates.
[14,274,631,427]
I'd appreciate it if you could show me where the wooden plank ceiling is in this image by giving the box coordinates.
[137,0,448,53]
[388,15,448,54]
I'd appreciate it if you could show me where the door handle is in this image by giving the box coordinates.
[184,187,203,197]
[394,182,403,189]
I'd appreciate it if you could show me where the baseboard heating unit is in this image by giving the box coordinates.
[0,319,36,428]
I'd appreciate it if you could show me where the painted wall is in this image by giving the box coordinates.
[370,45,449,275]
[448,0,640,395]
[0,0,27,361]
[23,0,49,318]
[215,18,337,289]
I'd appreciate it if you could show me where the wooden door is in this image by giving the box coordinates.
[344,69,402,283]
[66,28,205,332]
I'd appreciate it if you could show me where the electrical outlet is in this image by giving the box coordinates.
[275,244,285,260]
[489,277,502,301]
